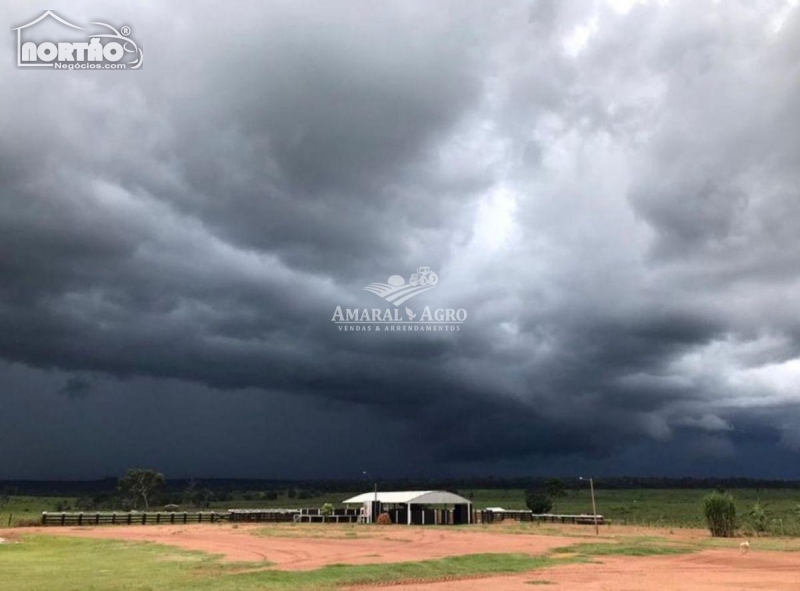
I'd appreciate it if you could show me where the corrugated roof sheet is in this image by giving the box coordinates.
[342,490,471,505]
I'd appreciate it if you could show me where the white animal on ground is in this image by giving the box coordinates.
[739,540,750,553]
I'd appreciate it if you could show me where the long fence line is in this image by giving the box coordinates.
[41,511,225,526]
[476,510,605,525]
[41,508,604,527]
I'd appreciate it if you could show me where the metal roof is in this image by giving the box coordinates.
[342,490,471,505]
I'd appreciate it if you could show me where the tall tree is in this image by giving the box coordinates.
[545,478,567,513]
[118,469,165,510]
[524,488,553,514]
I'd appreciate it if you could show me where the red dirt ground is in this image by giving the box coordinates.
[3,522,799,588]
[0,523,578,569]
[372,550,800,590]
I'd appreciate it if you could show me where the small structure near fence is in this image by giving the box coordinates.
[41,511,223,526]
[293,508,360,523]
[227,509,298,523]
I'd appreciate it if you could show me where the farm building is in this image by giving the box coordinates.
[343,490,473,525]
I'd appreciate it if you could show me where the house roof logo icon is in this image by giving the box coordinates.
[12,11,84,67]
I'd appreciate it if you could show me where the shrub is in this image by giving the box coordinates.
[376,513,392,525]
[702,491,737,537]
[525,489,553,514]
[321,503,334,516]
[749,501,767,536]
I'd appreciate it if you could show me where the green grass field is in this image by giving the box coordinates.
[0,496,77,527]
[5,488,800,533]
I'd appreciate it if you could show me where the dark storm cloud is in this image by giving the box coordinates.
[1,0,799,478]
[59,375,94,399]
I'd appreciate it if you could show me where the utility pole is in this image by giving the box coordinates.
[580,477,599,535]
[363,471,378,524]
[374,481,378,523]
[589,478,598,536]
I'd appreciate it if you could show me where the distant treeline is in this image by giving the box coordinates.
[3,476,800,497]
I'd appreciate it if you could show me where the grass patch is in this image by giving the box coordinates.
[0,496,79,526]
[253,524,365,540]
[699,537,800,552]
[0,535,240,591]
[232,553,571,589]
[0,535,571,591]
[551,541,694,557]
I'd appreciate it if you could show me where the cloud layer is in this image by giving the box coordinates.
[1,0,799,478]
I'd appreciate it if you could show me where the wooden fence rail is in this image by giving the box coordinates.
[41,511,224,526]
[293,514,359,523]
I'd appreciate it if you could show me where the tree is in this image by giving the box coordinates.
[544,478,567,513]
[183,479,199,506]
[525,488,553,514]
[118,469,166,510]
[702,491,737,537]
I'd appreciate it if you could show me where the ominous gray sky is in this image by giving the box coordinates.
[2,0,799,479]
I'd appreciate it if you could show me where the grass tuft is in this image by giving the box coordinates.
[551,541,694,557]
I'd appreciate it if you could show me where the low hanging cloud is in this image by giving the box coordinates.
[1,0,799,478]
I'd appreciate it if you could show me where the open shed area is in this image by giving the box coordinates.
[343,490,473,525]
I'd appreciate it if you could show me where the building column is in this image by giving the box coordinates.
[407,504,412,525]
